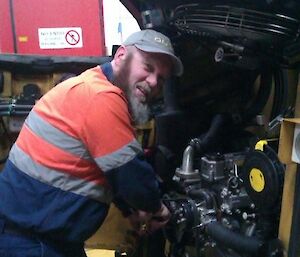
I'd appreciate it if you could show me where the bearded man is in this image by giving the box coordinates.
[0,29,183,257]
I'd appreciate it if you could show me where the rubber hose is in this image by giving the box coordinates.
[190,113,229,154]
[242,70,272,123]
[206,221,263,254]
[270,68,288,120]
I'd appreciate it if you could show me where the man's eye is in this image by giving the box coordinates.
[144,64,153,72]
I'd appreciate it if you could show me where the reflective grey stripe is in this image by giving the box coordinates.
[9,144,113,204]
[95,139,143,172]
[25,110,92,160]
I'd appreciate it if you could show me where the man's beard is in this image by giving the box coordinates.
[112,54,150,125]
[127,90,150,125]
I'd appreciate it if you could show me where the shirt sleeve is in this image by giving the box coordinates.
[81,89,161,213]
[81,90,137,159]
[106,155,162,213]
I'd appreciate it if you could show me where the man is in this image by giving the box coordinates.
[0,29,183,257]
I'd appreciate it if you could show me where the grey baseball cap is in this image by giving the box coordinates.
[123,29,183,76]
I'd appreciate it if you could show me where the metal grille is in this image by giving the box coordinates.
[173,4,300,41]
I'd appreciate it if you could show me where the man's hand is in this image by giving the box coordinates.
[127,203,171,236]
[127,210,152,236]
[147,203,171,233]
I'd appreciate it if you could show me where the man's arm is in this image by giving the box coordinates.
[105,154,161,213]
[105,154,171,235]
[81,88,170,231]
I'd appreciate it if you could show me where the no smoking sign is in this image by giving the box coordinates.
[65,30,80,45]
[39,27,83,49]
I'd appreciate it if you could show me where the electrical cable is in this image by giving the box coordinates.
[0,117,11,164]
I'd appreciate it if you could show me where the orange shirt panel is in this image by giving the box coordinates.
[16,125,105,184]
[34,66,135,158]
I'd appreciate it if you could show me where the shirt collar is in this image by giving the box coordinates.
[100,62,114,83]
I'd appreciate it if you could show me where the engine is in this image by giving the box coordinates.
[162,138,284,257]
[141,2,298,256]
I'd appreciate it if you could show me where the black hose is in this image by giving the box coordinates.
[0,104,33,110]
[189,113,229,154]
[270,68,288,120]
[0,104,33,116]
[0,112,30,116]
[206,221,263,254]
[242,69,272,123]
[0,117,10,164]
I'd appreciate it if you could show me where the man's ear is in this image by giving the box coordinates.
[113,45,127,67]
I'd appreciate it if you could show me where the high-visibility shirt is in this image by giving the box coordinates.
[0,65,161,243]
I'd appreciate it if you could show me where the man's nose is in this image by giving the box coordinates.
[146,73,158,88]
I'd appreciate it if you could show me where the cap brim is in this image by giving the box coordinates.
[135,44,183,76]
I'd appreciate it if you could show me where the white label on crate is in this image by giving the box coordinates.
[292,123,300,164]
[9,117,26,132]
[38,27,83,49]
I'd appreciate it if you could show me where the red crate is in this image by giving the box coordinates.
[0,0,106,56]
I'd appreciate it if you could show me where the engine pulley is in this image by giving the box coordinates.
[241,144,284,213]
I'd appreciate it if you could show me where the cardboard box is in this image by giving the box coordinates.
[278,118,300,165]
[278,118,300,256]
